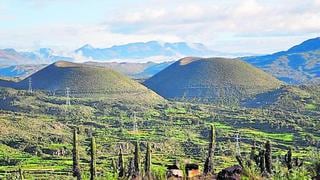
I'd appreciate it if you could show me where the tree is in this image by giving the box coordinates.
[204,124,215,175]
[90,136,96,180]
[72,128,81,180]
[144,142,152,179]
[134,141,140,176]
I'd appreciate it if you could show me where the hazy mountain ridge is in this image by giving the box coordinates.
[242,37,320,84]
[75,41,215,60]
[85,61,173,79]
[0,48,72,66]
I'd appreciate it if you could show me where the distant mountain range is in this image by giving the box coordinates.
[75,41,216,60]
[85,61,173,79]
[242,37,320,84]
[1,38,320,84]
[0,48,72,66]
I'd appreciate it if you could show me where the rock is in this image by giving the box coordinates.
[217,165,242,180]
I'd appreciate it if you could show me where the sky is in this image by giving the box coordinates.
[0,0,320,54]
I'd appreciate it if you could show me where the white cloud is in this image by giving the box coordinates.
[1,0,319,55]
[0,24,181,51]
[103,0,320,53]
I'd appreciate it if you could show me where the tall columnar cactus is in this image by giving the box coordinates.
[127,158,135,178]
[19,168,24,180]
[250,141,256,160]
[134,141,140,175]
[259,149,266,174]
[204,124,215,175]
[250,141,258,166]
[284,148,292,170]
[265,141,272,174]
[112,158,118,174]
[90,137,96,180]
[144,142,152,179]
[72,128,82,180]
[118,148,125,178]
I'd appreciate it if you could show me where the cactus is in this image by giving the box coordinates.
[127,158,135,178]
[90,137,96,180]
[284,148,292,170]
[249,141,258,166]
[134,141,140,175]
[112,158,118,174]
[293,157,303,167]
[144,142,152,179]
[118,148,125,178]
[204,125,215,175]
[236,155,244,168]
[265,141,272,174]
[19,168,24,180]
[259,149,266,174]
[72,128,82,180]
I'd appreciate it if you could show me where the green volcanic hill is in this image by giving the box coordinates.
[12,61,162,102]
[144,57,282,103]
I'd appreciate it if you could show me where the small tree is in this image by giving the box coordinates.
[204,124,215,175]
[72,128,81,180]
[265,141,272,174]
[134,141,140,176]
[118,148,125,178]
[90,137,96,180]
[144,142,152,179]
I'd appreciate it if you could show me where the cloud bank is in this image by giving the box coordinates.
[0,0,319,54]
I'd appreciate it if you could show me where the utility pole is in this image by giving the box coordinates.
[66,87,71,106]
[133,112,138,133]
[28,78,33,93]
[235,132,241,156]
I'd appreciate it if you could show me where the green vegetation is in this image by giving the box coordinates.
[0,85,319,179]
[144,57,282,104]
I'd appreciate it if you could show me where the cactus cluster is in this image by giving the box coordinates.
[248,141,272,176]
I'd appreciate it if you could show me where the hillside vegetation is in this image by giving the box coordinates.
[145,57,282,104]
[0,61,163,103]
[0,86,319,179]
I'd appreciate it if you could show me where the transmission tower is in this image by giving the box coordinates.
[133,112,138,133]
[65,87,71,106]
[28,78,33,93]
[235,132,241,155]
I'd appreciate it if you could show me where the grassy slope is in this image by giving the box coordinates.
[1,61,163,103]
[145,57,282,103]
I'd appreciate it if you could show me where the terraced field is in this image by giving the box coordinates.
[0,87,319,179]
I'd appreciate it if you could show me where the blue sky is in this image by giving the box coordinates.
[0,0,320,54]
